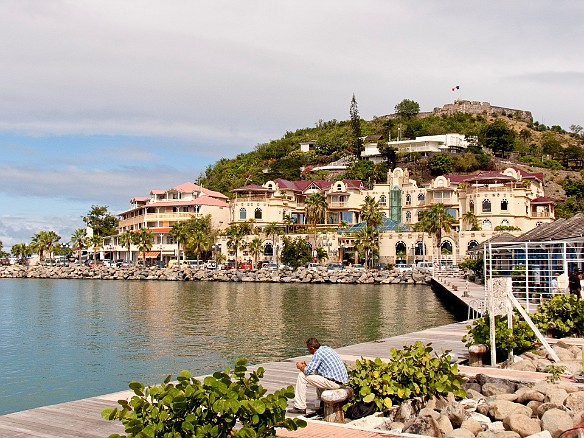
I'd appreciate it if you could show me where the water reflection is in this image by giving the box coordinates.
[0,279,457,415]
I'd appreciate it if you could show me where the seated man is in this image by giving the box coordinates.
[289,337,348,415]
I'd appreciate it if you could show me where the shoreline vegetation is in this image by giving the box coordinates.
[0,265,432,284]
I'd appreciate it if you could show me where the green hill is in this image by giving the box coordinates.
[200,100,584,216]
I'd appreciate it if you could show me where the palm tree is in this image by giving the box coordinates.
[135,229,154,265]
[70,228,87,264]
[119,230,135,264]
[354,226,379,268]
[462,211,480,231]
[305,193,328,247]
[360,196,383,229]
[263,222,282,260]
[170,222,189,265]
[283,214,294,234]
[225,222,252,269]
[44,231,61,260]
[11,243,30,264]
[413,204,456,264]
[88,234,103,264]
[30,231,52,261]
[248,237,264,268]
[188,228,211,261]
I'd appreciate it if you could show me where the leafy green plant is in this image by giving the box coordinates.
[532,294,584,338]
[345,342,465,413]
[545,365,567,383]
[462,312,537,362]
[101,358,306,438]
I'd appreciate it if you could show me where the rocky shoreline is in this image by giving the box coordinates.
[0,265,432,284]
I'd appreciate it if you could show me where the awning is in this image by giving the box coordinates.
[138,251,161,258]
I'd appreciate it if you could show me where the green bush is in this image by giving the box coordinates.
[345,342,465,413]
[101,358,306,438]
[462,312,537,362]
[532,294,584,338]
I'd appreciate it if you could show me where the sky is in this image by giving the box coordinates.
[1,0,583,250]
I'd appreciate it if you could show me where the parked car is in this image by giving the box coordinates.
[224,260,237,270]
[206,260,217,269]
[168,259,188,268]
[239,261,253,269]
[103,259,116,267]
[261,262,279,270]
[185,260,205,269]
[327,263,344,271]
[307,263,321,271]
[416,261,434,273]
[351,264,365,271]
[394,264,413,273]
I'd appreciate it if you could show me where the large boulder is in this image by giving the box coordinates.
[540,408,572,438]
[489,400,532,420]
[502,414,542,438]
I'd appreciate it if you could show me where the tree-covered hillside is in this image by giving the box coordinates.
[200,98,584,215]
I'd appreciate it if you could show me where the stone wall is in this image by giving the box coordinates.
[0,265,432,285]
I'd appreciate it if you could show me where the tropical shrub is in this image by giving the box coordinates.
[462,312,537,362]
[345,342,465,413]
[101,358,306,438]
[531,294,584,338]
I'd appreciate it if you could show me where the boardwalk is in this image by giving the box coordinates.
[0,276,512,438]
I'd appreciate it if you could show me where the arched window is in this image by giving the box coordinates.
[418,193,425,202]
[405,211,412,222]
[254,208,262,220]
[441,240,453,255]
[467,240,479,251]
[239,208,247,220]
[469,200,475,213]
[263,243,273,256]
[536,221,543,227]
[379,195,387,206]
[405,194,411,206]
[501,199,508,211]
[194,205,201,213]
[482,199,491,213]
[395,241,407,260]
[482,219,492,230]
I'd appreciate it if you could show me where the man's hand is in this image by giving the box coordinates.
[296,361,307,371]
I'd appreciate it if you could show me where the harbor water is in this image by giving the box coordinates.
[0,278,458,415]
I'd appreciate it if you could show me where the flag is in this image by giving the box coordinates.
[451,85,460,91]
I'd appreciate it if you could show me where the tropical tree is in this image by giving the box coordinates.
[413,204,456,263]
[135,229,154,265]
[70,228,88,264]
[119,230,136,265]
[354,226,379,268]
[88,234,103,264]
[480,119,516,157]
[280,237,313,268]
[248,237,264,268]
[30,231,52,261]
[305,192,328,247]
[314,247,328,263]
[188,228,212,261]
[394,99,420,118]
[11,243,30,264]
[225,222,252,268]
[263,222,282,258]
[83,205,119,238]
[462,211,480,231]
[283,215,294,234]
[170,222,189,265]
[360,196,383,229]
[45,231,61,260]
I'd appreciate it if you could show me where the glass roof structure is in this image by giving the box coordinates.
[337,217,409,234]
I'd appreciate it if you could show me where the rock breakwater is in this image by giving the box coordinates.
[0,265,432,284]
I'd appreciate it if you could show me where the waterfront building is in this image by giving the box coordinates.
[104,182,229,264]
[102,165,555,267]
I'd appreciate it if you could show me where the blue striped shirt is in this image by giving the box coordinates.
[304,345,348,384]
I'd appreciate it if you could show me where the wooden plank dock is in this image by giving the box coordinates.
[0,317,473,438]
[0,276,496,437]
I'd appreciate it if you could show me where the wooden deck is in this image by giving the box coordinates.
[0,318,472,437]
